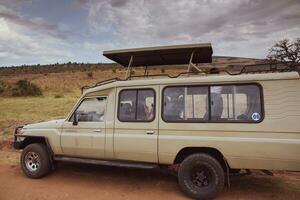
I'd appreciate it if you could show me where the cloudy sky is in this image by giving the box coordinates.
[0,0,299,66]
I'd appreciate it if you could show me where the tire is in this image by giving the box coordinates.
[178,153,225,200]
[21,143,51,178]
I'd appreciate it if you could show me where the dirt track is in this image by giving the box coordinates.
[0,149,299,200]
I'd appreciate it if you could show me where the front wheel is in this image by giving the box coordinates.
[178,153,225,200]
[21,143,51,178]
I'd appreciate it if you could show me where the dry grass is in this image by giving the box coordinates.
[0,68,183,95]
[0,95,78,141]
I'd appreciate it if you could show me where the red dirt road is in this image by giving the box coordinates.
[0,148,299,200]
[1,163,300,200]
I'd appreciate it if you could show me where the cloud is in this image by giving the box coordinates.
[83,0,300,58]
[1,0,300,66]
[0,3,72,66]
[0,4,68,39]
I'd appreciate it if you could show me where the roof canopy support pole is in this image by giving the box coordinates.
[186,51,194,74]
[186,51,205,75]
[144,66,148,77]
[125,56,133,80]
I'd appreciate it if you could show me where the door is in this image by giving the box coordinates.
[61,96,107,159]
[114,87,159,163]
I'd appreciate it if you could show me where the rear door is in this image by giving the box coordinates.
[113,86,159,163]
[61,96,107,159]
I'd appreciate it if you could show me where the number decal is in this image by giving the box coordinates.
[251,113,261,121]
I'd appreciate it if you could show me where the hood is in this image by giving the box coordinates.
[23,119,65,129]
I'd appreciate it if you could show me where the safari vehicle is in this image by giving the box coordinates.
[13,43,300,199]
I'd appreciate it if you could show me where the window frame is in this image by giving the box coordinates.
[161,83,264,123]
[68,96,107,123]
[117,88,156,122]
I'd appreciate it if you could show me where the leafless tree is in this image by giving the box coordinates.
[267,38,300,70]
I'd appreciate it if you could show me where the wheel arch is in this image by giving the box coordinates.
[16,136,54,159]
[174,147,230,171]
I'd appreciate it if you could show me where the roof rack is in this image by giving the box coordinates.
[81,61,299,94]
[81,78,121,93]
[225,61,299,75]
[81,43,299,93]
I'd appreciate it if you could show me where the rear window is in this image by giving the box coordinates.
[162,84,263,123]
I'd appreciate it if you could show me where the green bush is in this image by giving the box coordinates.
[12,80,42,96]
[54,93,64,98]
[0,81,5,94]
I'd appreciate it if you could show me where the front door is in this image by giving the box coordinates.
[114,87,159,163]
[61,96,107,159]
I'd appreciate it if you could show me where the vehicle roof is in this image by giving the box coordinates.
[103,43,213,67]
[84,72,299,95]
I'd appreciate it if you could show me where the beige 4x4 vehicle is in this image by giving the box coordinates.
[14,44,300,199]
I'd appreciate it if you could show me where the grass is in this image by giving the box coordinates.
[0,94,78,141]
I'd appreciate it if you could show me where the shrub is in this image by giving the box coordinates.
[87,72,93,78]
[12,80,42,96]
[0,81,5,94]
[54,93,64,98]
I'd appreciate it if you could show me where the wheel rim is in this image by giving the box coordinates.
[190,165,213,188]
[24,151,41,172]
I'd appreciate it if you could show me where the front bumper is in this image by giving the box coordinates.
[13,141,23,149]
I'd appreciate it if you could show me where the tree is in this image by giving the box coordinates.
[267,38,300,70]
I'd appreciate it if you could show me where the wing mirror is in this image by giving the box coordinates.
[73,111,78,126]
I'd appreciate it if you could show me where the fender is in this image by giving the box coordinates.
[13,126,54,161]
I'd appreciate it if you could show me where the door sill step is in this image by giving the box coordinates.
[54,156,159,169]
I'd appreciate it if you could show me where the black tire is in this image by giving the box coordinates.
[21,143,51,179]
[178,153,225,200]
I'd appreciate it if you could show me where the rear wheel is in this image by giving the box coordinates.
[178,153,225,200]
[21,143,51,178]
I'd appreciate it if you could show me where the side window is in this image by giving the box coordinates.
[70,97,106,122]
[210,85,262,122]
[118,89,155,122]
[162,84,263,123]
[118,90,137,121]
[163,86,209,121]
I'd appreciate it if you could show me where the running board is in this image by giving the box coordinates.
[54,156,159,170]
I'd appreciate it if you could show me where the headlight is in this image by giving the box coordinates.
[16,127,25,135]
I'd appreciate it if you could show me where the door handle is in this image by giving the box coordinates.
[146,130,155,135]
[93,129,102,133]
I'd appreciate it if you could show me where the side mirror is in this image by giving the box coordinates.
[73,111,78,126]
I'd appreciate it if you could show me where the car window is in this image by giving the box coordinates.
[118,89,155,122]
[163,86,209,121]
[163,84,263,123]
[70,97,106,122]
[210,85,262,122]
